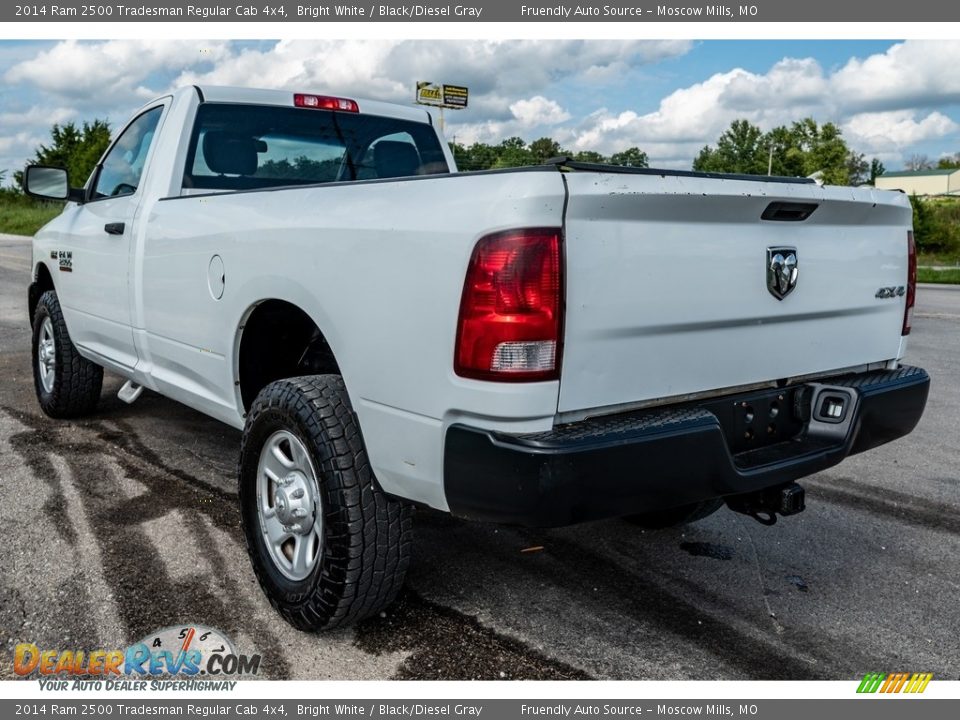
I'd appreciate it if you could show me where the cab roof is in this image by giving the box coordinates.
[183,85,434,125]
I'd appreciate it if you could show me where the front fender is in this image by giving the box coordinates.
[27,262,56,324]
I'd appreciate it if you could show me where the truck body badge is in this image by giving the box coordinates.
[767,247,798,300]
[875,286,905,299]
[57,250,73,273]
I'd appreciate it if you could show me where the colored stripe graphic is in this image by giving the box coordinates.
[890,673,910,693]
[908,673,933,693]
[857,673,885,693]
[857,672,932,694]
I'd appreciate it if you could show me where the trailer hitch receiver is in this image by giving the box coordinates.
[726,482,806,526]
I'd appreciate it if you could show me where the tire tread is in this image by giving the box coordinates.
[32,290,103,418]
[238,375,413,631]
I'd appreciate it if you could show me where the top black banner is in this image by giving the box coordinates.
[6,0,960,22]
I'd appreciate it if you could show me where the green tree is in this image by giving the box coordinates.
[869,158,886,184]
[695,118,857,184]
[846,151,870,186]
[787,118,850,185]
[15,119,111,190]
[529,137,565,163]
[609,147,649,167]
[492,137,535,168]
[909,193,960,254]
[572,150,606,163]
[760,125,804,177]
[451,137,648,171]
[454,142,499,171]
[693,119,767,175]
[937,153,960,169]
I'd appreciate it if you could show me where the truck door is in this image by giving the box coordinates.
[57,105,164,370]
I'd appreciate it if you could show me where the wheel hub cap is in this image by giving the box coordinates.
[272,472,313,534]
[37,317,56,393]
[255,430,323,581]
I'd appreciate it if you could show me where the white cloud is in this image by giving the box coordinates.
[832,41,960,112]
[843,111,959,151]
[5,40,232,106]
[0,105,76,128]
[171,40,691,106]
[509,96,571,127]
[0,131,45,156]
[2,39,960,177]
[0,39,691,180]
[544,41,960,163]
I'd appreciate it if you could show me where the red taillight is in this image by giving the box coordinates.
[903,230,916,335]
[293,93,359,113]
[455,228,563,382]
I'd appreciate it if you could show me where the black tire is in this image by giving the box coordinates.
[32,290,103,418]
[238,375,413,631]
[623,498,724,530]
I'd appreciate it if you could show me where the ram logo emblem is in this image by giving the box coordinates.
[767,247,798,300]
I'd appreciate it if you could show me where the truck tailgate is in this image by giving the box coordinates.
[558,171,912,415]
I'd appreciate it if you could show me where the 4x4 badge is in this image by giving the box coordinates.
[767,247,798,300]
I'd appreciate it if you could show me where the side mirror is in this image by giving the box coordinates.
[24,165,83,203]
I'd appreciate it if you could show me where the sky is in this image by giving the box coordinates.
[1,38,959,182]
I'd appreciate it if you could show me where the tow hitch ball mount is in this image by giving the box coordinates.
[726,482,806,526]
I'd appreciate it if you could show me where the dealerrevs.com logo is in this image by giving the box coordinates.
[14,625,261,691]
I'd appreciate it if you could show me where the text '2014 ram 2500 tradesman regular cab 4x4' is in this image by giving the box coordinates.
[25,86,929,630]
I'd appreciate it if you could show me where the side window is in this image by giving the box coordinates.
[91,106,163,200]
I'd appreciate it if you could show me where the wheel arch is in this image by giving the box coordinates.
[234,298,343,413]
[28,262,56,324]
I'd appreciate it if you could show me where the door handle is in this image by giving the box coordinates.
[104,222,125,235]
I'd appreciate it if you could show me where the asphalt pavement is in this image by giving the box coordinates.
[1,233,958,681]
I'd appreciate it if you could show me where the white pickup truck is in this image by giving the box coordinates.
[25,85,929,631]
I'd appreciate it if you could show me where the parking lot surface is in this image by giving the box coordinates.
[1,233,958,680]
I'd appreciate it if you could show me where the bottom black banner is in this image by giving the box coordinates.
[2,699,957,720]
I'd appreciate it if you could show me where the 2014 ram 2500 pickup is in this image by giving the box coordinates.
[25,85,929,630]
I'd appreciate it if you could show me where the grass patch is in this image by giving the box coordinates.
[918,252,960,267]
[918,267,960,284]
[0,200,63,236]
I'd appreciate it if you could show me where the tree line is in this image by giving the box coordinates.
[451,137,649,171]
[4,115,957,255]
[4,115,897,188]
[692,118,886,186]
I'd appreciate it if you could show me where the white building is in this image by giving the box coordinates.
[875,169,960,196]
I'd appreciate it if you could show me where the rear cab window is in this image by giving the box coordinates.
[182,102,449,193]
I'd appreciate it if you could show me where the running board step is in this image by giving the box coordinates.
[117,380,144,404]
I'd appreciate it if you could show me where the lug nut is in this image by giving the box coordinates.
[293,508,308,518]
[292,488,305,499]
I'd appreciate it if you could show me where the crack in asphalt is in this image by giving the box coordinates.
[732,513,785,635]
